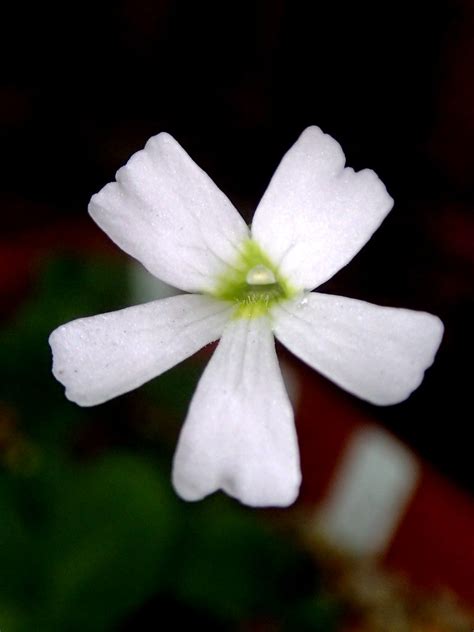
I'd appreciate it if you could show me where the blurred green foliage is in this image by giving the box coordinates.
[0,257,340,630]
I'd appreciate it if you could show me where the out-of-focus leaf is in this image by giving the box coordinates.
[0,602,32,632]
[0,257,128,443]
[142,357,206,424]
[38,452,179,631]
[0,477,36,605]
[0,256,338,630]
[282,595,341,631]
[171,496,318,621]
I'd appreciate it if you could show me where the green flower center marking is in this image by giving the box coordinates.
[211,239,297,318]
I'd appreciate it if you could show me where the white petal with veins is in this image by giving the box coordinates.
[251,126,394,290]
[49,294,232,406]
[89,132,249,293]
[172,317,301,507]
[48,126,446,510]
[272,292,444,405]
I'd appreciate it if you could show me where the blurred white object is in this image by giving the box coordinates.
[129,261,181,304]
[316,427,420,556]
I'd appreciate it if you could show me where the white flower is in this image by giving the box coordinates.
[49,127,444,507]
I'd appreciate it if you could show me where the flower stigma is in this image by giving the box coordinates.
[211,239,297,319]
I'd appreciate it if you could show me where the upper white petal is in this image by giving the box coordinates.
[272,293,444,406]
[172,317,301,507]
[251,126,394,290]
[89,133,249,293]
[49,294,232,406]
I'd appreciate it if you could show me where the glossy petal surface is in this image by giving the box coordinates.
[272,292,444,405]
[49,294,231,406]
[89,133,249,292]
[252,126,393,290]
[172,317,301,506]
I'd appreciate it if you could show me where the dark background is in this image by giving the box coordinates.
[1,1,474,629]
[3,0,472,490]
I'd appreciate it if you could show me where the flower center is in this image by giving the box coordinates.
[211,239,297,318]
[246,264,276,286]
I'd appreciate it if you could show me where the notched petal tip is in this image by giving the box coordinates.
[171,474,209,504]
[48,324,98,407]
[48,324,68,375]
[144,130,177,149]
[274,294,445,409]
[86,128,249,293]
[172,466,301,508]
[171,318,302,508]
[373,311,445,407]
[220,464,302,508]
[252,125,395,291]
[235,472,301,508]
[48,295,231,410]
[428,313,445,345]
[297,125,345,165]
[299,124,331,141]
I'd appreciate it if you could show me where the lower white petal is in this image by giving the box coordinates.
[49,294,232,406]
[272,293,444,406]
[172,317,301,507]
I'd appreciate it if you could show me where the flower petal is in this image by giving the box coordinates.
[49,294,232,406]
[172,317,301,507]
[272,293,444,405]
[251,126,394,290]
[89,133,249,292]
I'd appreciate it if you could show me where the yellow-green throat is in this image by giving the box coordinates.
[211,239,297,318]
